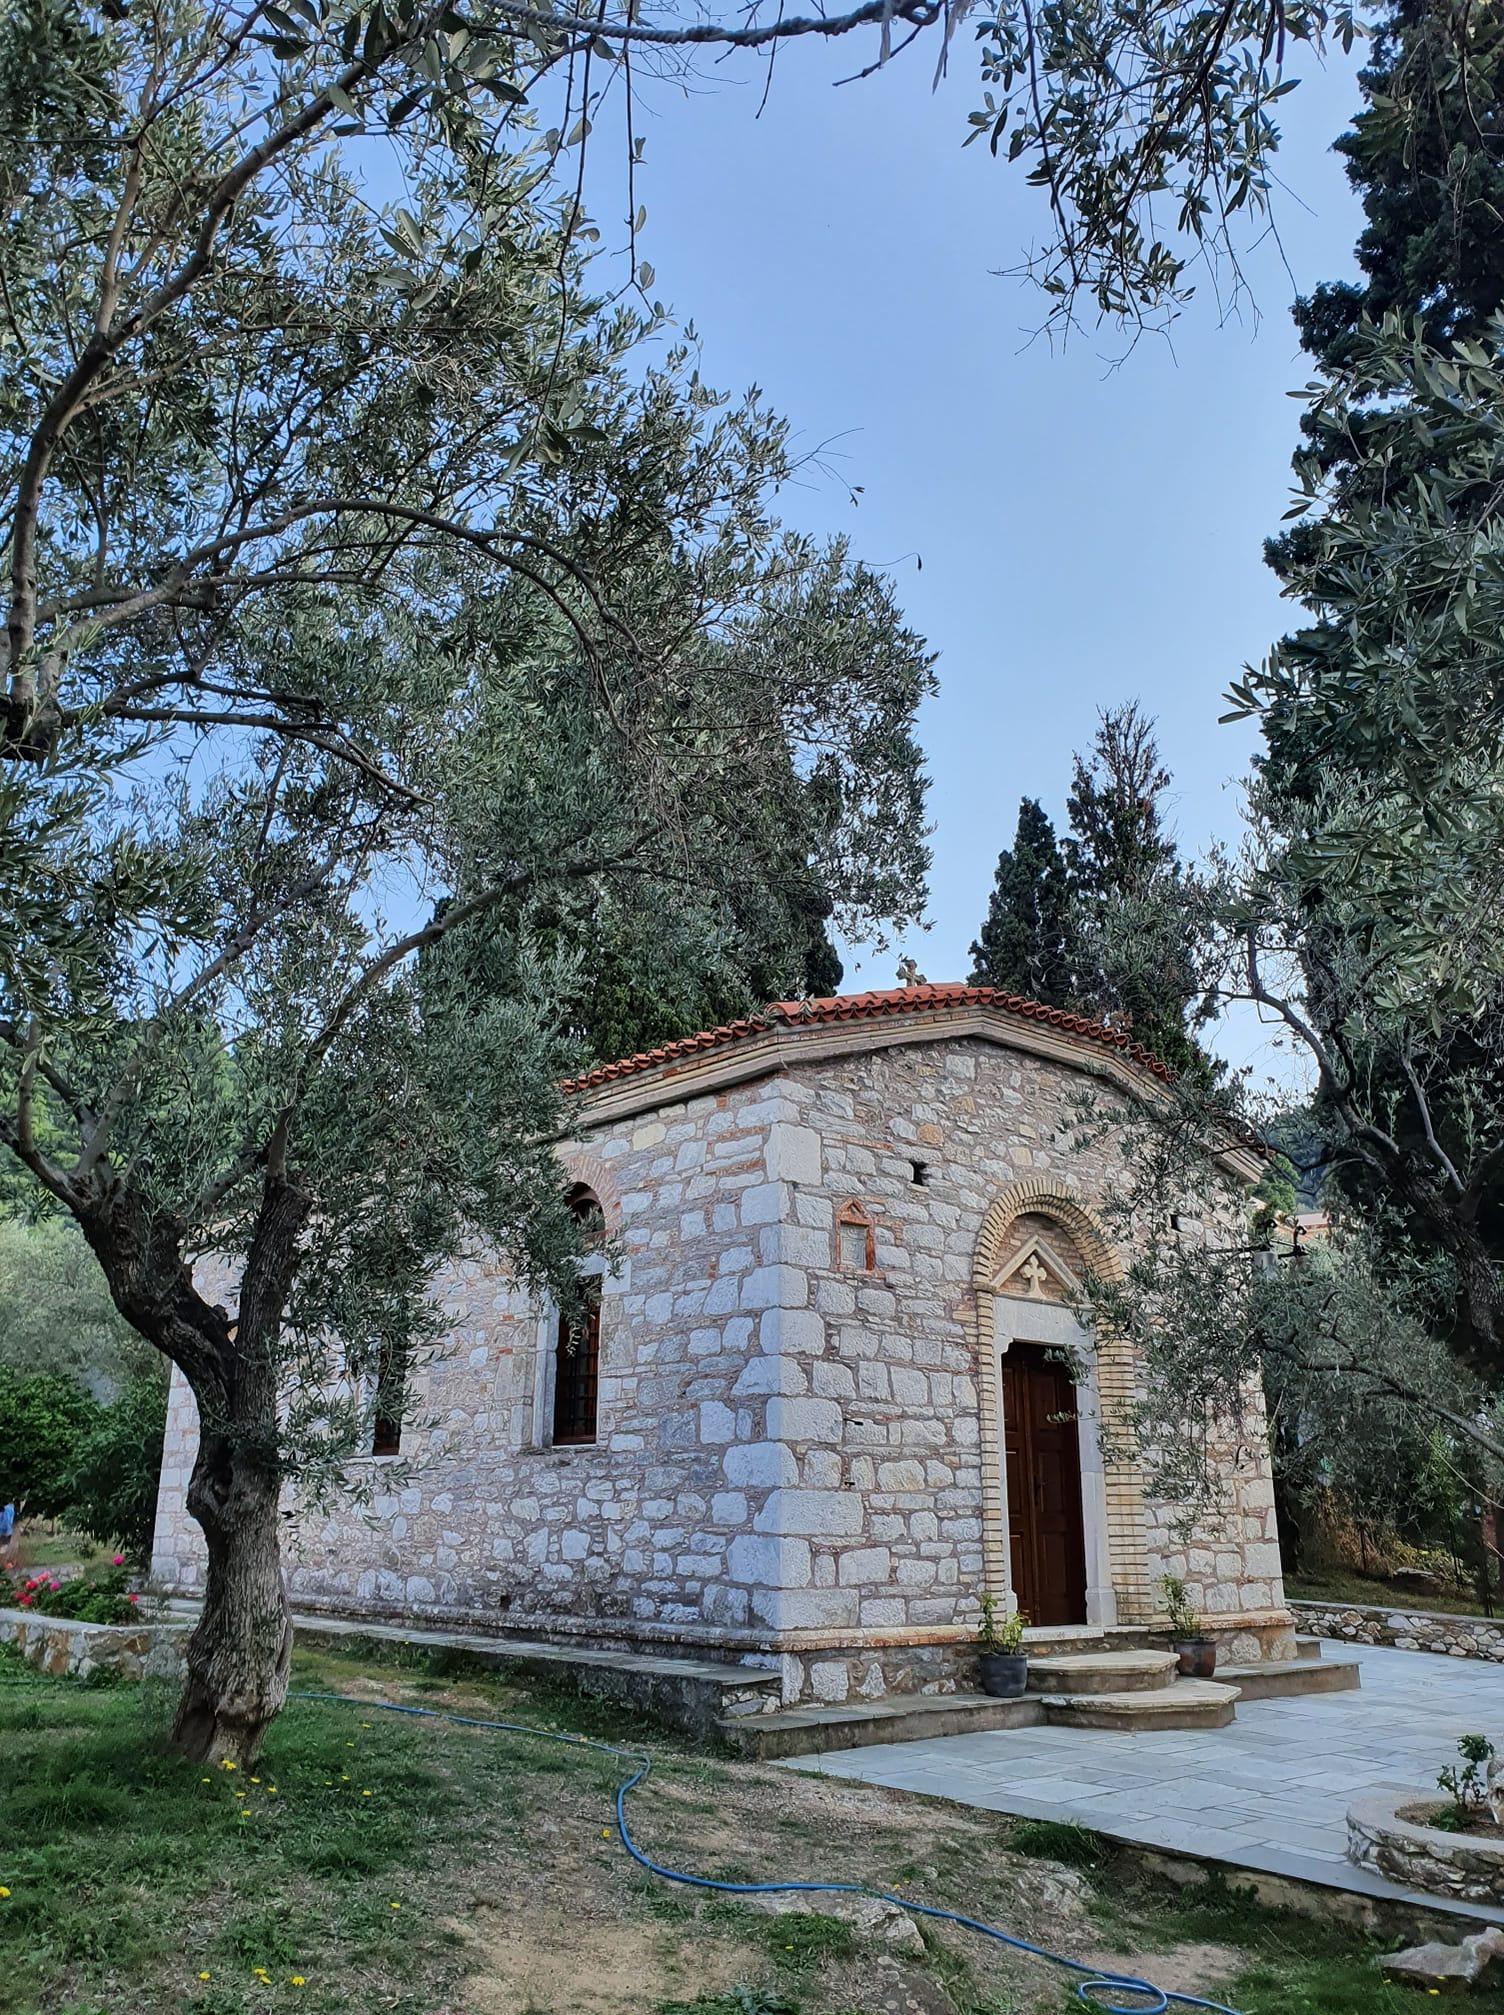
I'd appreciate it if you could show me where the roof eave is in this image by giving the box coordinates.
[571,1003,1265,1185]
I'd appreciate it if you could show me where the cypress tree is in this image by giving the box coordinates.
[1262,0,1504,1351]
[968,797,1073,1005]
[1267,0,1504,622]
[1064,704,1205,1074]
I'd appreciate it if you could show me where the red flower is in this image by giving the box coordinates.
[16,1595,31,1608]
[112,1554,125,1568]
[127,1593,139,1605]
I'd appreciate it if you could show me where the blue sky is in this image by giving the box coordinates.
[590,32,1370,1085]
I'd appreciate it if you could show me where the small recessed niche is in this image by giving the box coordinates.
[836,1200,876,1271]
[909,1160,930,1187]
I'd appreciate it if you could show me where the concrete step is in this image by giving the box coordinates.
[1027,1649,1179,1696]
[1021,1624,1109,1657]
[1221,1655,1362,1701]
[1295,1634,1324,1662]
[720,1691,1046,1761]
[1040,1678,1238,1731]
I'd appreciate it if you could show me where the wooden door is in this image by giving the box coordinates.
[1002,1345,1087,1627]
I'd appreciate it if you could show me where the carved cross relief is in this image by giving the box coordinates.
[993,1231,1082,1304]
[1016,1253,1050,1298]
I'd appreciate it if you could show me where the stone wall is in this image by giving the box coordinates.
[1143,1389,1291,1663]
[1348,1790,1504,1905]
[1,1606,187,1683]
[152,1020,1290,1702]
[1293,1599,1504,1663]
[154,1082,818,1637]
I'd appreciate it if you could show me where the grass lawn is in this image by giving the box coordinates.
[1286,1568,1500,1621]
[3,1639,1499,2015]
[1,1528,100,1576]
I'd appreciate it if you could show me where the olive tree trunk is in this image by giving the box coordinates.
[170,1428,292,1766]
[166,1174,308,1766]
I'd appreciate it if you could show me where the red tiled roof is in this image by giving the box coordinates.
[564,983,1176,1094]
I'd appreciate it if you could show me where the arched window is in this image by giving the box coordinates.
[553,1185,604,1445]
[371,1339,404,1455]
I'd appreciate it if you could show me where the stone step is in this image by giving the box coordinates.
[1295,1634,1325,1662]
[1026,1649,1179,1696]
[719,1691,1045,1761]
[1220,1655,1362,1701]
[1039,1678,1238,1732]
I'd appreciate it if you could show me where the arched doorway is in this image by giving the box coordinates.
[972,1183,1155,1626]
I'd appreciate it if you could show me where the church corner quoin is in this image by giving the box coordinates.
[151,986,1290,1704]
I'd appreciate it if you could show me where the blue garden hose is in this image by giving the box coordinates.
[293,1690,1244,2014]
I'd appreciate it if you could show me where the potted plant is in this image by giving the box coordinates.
[1160,1574,1216,1678]
[976,1591,1029,1698]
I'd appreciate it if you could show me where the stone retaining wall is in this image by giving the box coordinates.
[1292,1598,1504,1662]
[1348,1789,1504,1906]
[1,1606,187,1683]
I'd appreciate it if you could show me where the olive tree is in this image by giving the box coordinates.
[0,0,1456,1764]
[0,0,944,1761]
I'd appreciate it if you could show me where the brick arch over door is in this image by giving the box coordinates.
[971,1180,1155,1623]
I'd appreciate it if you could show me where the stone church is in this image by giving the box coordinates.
[151,983,1293,1703]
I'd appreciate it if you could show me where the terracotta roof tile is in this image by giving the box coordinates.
[564,982,1176,1094]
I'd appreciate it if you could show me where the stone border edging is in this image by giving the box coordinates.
[1,1605,187,1683]
[1291,1598,1504,1662]
[1348,1788,1504,1906]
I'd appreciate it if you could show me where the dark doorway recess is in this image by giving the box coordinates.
[1002,1343,1087,1627]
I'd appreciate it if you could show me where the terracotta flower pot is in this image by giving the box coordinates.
[978,1651,1029,1698]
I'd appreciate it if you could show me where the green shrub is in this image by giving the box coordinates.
[64,1371,167,1557]
[0,1367,100,1522]
[0,1365,166,1558]
[13,1561,140,1624]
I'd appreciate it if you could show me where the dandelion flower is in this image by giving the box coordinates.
[198,1971,211,1981]
[221,1759,237,1772]
[250,1776,260,1784]
[0,1887,10,1899]
[388,1902,400,1911]
[361,1789,372,1797]
[289,1976,306,1988]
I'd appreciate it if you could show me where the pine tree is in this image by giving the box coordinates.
[967,798,1073,1006]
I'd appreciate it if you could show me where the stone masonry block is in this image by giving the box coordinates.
[759,1307,825,1357]
[753,1489,864,1537]
[767,1395,843,1445]
[838,1546,892,1586]
[728,1533,812,1588]
[739,1182,787,1225]
[724,1441,800,1488]
[740,1266,809,1310]
[765,1122,822,1186]
[733,1355,809,1397]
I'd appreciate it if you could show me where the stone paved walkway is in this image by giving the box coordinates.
[783,1643,1504,1923]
